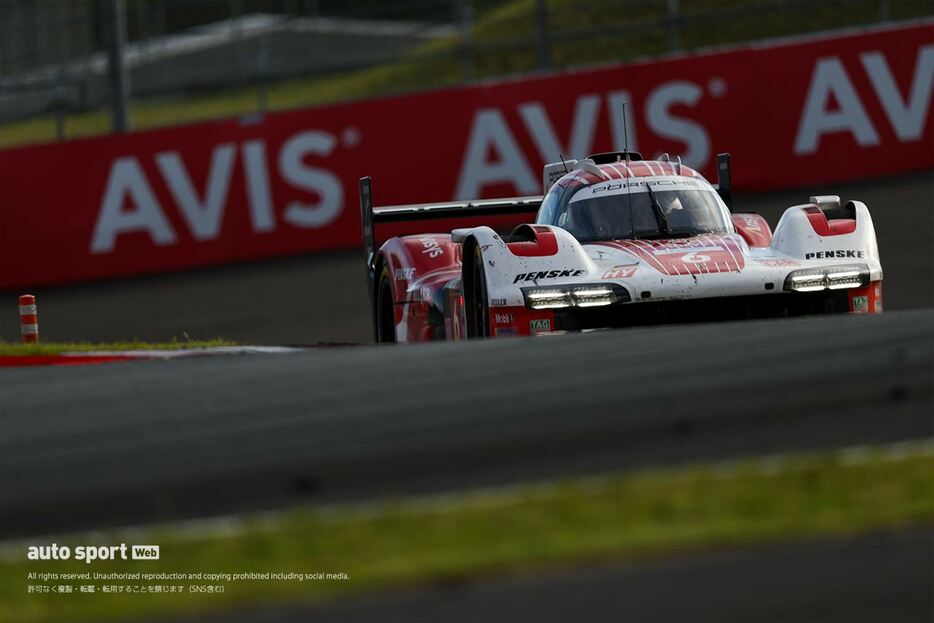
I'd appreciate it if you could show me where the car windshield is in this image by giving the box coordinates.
[555,181,732,242]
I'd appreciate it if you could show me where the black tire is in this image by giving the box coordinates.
[467,244,490,338]
[376,265,396,343]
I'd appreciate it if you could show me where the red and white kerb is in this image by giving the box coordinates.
[19,294,38,344]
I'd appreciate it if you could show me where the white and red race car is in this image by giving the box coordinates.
[360,152,883,342]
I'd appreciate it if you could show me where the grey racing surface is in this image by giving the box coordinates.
[0,171,931,344]
[2,310,932,538]
[168,529,934,623]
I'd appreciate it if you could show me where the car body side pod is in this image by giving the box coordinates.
[358,176,543,340]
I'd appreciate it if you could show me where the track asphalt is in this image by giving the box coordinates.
[1,310,931,536]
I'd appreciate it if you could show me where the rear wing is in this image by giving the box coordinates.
[359,176,542,302]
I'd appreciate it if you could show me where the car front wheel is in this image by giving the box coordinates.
[376,265,396,343]
[468,244,490,338]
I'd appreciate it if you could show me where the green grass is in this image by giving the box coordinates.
[0,338,235,356]
[1,444,931,622]
[1,0,930,148]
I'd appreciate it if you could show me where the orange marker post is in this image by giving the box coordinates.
[19,294,38,344]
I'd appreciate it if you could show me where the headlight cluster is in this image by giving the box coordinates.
[783,264,869,292]
[522,284,630,309]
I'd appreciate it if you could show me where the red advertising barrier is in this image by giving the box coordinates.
[1,20,931,289]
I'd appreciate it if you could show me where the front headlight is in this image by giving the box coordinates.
[783,264,869,292]
[525,288,572,309]
[570,286,618,307]
[523,284,630,309]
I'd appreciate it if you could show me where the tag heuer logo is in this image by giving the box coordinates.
[530,319,551,335]
[853,295,869,313]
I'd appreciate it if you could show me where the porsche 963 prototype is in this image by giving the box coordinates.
[360,151,882,342]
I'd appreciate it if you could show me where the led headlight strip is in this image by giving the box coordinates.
[523,284,631,309]
[783,264,870,292]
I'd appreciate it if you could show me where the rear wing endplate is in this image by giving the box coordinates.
[713,152,733,211]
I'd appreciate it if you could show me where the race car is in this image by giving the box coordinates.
[359,151,883,342]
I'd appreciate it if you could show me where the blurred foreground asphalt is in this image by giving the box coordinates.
[161,529,933,623]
